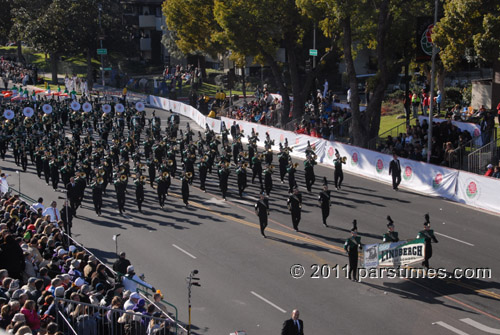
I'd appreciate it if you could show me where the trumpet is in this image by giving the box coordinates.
[120,174,128,182]
[242,162,248,169]
[97,177,104,184]
[167,159,174,166]
[293,163,299,169]
[185,171,193,179]
[162,171,169,178]
[342,156,347,164]
[98,168,105,176]
[140,175,147,182]
[80,172,87,179]
[311,153,317,161]
[126,142,132,148]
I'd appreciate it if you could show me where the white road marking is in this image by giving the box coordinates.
[172,244,197,259]
[231,199,253,206]
[434,321,470,335]
[435,232,474,247]
[461,318,500,334]
[250,291,286,313]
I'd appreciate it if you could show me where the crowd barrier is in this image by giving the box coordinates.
[148,95,500,215]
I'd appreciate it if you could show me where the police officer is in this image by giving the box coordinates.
[344,220,362,281]
[318,177,331,227]
[333,150,345,190]
[255,193,269,237]
[287,188,302,232]
[382,216,399,242]
[417,214,438,268]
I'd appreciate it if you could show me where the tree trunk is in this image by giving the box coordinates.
[284,35,304,120]
[265,53,290,126]
[50,53,59,85]
[490,57,500,111]
[16,42,24,64]
[241,66,246,99]
[437,66,446,112]
[341,16,363,146]
[86,48,94,91]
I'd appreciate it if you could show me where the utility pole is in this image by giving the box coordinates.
[313,23,317,69]
[187,270,200,335]
[427,0,438,163]
[98,3,105,87]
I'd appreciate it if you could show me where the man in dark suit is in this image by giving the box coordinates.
[66,176,79,216]
[281,309,304,335]
[389,153,402,191]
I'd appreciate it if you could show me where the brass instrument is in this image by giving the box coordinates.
[293,163,299,169]
[126,142,132,148]
[80,172,87,179]
[140,175,147,182]
[258,154,264,160]
[185,172,193,179]
[167,159,174,166]
[162,171,169,178]
[240,151,248,158]
[24,117,33,128]
[119,166,126,174]
[98,168,105,176]
[342,156,347,164]
[138,163,145,170]
[311,153,317,161]
[242,163,248,169]
[120,174,128,182]
[201,155,208,161]
[97,177,104,184]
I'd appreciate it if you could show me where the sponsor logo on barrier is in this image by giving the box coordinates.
[376,157,384,174]
[162,100,167,109]
[351,152,359,167]
[295,138,300,145]
[211,121,215,128]
[173,103,177,109]
[465,179,479,199]
[474,128,480,137]
[327,146,335,159]
[432,173,443,189]
[280,134,285,143]
[403,165,413,181]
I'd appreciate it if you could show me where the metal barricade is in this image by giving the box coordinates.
[467,136,500,174]
[54,297,181,335]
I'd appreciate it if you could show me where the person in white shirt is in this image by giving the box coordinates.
[122,265,154,293]
[30,197,45,213]
[42,201,61,224]
[0,173,9,195]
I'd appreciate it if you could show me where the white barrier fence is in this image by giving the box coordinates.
[148,95,500,215]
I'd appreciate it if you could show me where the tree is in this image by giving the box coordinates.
[0,0,12,45]
[433,0,500,110]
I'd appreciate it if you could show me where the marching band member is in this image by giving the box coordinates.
[287,188,302,232]
[417,214,438,269]
[344,220,362,282]
[255,192,269,238]
[382,216,399,242]
[318,177,331,227]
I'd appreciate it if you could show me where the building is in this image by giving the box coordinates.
[121,0,165,64]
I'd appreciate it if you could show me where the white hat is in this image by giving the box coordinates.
[74,277,86,287]
[127,265,134,273]
[12,313,26,323]
[71,259,81,268]
[487,164,493,169]
[130,292,140,300]
[69,245,77,253]
[54,286,65,297]
[58,249,68,256]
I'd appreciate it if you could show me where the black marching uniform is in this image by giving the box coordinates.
[255,195,269,237]
[333,153,345,190]
[389,156,402,190]
[91,180,103,216]
[287,190,302,232]
[344,222,362,281]
[417,215,438,268]
[135,178,145,213]
[318,187,331,227]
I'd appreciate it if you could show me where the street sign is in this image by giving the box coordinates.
[100,67,112,71]
[97,48,107,55]
[309,49,318,56]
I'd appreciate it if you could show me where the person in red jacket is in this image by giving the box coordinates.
[485,164,494,177]
[20,300,41,331]
[496,102,500,126]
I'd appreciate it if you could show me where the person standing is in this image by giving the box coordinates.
[181,173,190,207]
[389,153,402,191]
[156,173,169,209]
[198,156,208,192]
[218,162,230,200]
[344,220,362,282]
[60,200,73,237]
[264,164,273,196]
[333,150,345,190]
[251,153,263,190]
[91,177,103,216]
[135,177,145,213]
[287,162,297,194]
[304,155,316,192]
[281,309,304,335]
[417,214,438,269]
[114,176,127,214]
[287,188,302,232]
[42,201,61,224]
[255,193,269,238]
[236,161,247,198]
[318,178,331,227]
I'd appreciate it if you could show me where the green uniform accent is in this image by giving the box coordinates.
[382,231,399,243]
[344,236,362,252]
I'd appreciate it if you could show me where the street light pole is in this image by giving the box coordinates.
[16,171,20,195]
[427,0,439,163]
[98,3,105,87]
[187,270,200,335]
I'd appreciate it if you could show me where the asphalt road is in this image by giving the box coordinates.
[2,107,499,335]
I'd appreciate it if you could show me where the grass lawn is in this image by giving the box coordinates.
[179,82,245,97]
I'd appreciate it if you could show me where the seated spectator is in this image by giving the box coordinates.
[492,166,500,178]
[485,164,494,177]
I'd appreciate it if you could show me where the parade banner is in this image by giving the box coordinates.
[452,170,500,213]
[363,239,426,268]
[417,116,482,145]
[149,95,221,133]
